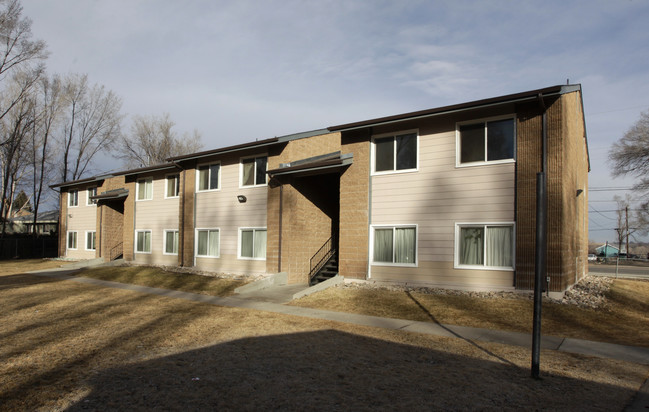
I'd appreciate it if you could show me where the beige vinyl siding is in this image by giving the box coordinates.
[133,172,179,266]
[194,154,267,275]
[66,187,98,259]
[370,119,515,289]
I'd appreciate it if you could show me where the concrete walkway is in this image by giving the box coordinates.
[28,265,649,409]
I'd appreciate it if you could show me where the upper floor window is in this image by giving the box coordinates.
[136,177,153,201]
[68,190,78,207]
[166,174,180,198]
[241,156,267,187]
[197,163,220,191]
[372,132,418,174]
[87,187,97,205]
[457,117,515,166]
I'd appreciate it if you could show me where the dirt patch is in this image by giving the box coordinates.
[0,268,647,410]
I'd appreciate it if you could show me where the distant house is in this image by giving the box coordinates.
[595,244,621,258]
[9,210,59,235]
[51,84,590,293]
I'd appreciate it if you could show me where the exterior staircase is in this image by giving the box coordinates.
[310,254,338,285]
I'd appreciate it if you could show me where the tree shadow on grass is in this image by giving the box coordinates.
[68,329,639,411]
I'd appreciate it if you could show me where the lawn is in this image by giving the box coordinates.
[0,259,646,410]
[74,265,248,297]
[291,279,649,348]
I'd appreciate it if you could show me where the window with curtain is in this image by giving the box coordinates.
[86,231,96,251]
[197,164,220,191]
[68,190,78,207]
[87,187,97,205]
[67,231,77,249]
[372,226,416,265]
[136,230,152,253]
[164,230,179,254]
[166,174,180,197]
[136,178,153,200]
[457,224,513,269]
[241,156,267,187]
[458,118,515,165]
[240,228,266,259]
[196,229,219,257]
[373,132,418,173]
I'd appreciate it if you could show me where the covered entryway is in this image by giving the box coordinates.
[267,152,352,285]
[93,188,128,261]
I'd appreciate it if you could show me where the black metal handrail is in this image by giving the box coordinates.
[308,232,337,283]
[110,242,123,261]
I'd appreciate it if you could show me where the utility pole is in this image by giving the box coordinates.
[626,206,629,258]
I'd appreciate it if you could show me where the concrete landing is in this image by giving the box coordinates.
[235,284,310,304]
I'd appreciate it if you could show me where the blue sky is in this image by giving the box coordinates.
[22,0,649,242]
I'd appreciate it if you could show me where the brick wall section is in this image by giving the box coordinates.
[122,179,135,261]
[58,191,67,256]
[93,176,127,261]
[515,92,587,291]
[339,129,370,280]
[267,132,342,283]
[180,165,196,267]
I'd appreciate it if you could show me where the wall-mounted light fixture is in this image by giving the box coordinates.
[237,195,247,203]
[576,189,584,197]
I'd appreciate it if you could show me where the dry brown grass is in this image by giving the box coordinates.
[291,280,649,348]
[0,263,646,411]
[74,265,247,297]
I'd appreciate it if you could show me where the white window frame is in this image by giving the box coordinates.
[67,230,78,250]
[68,190,79,207]
[454,222,515,271]
[455,115,516,168]
[135,229,152,254]
[165,173,180,199]
[195,228,220,258]
[371,130,419,176]
[86,187,97,206]
[238,227,267,260]
[163,229,179,255]
[196,162,221,192]
[239,155,268,188]
[136,177,153,201]
[85,230,96,251]
[370,224,418,267]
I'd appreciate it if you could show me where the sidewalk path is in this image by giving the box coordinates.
[30,266,649,366]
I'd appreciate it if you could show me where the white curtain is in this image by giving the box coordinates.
[138,231,151,252]
[208,230,219,257]
[197,231,208,255]
[253,230,266,258]
[242,160,254,186]
[198,166,209,190]
[373,229,393,262]
[486,226,513,267]
[394,227,415,263]
[166,231,178,254]
[460,227,483,265]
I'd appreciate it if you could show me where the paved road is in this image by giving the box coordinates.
[589,262,649,279]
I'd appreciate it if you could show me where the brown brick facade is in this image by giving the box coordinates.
[339,129,371,280]
[515,91,588,291]
[180,165,196,267]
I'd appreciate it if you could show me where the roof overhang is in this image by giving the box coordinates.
[267,152,353,178]
[91,188,129,202]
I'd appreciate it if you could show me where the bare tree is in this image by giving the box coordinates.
[58,73,123,182]
[29,74,61,231]
[609,110,649,197]
[118,113,203,168]
[0,0,47,125]
[0,75,35,234]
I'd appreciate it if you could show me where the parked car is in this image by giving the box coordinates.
[588,254,597,261]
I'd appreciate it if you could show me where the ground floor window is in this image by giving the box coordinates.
[67,231,78,250]
[164,230,179,255]
[196,229,219,258]
[135,230,152,253]
[86,231,96,251]
[239,228,266,259]
[455,223,514,269]
[372,225,417,265]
